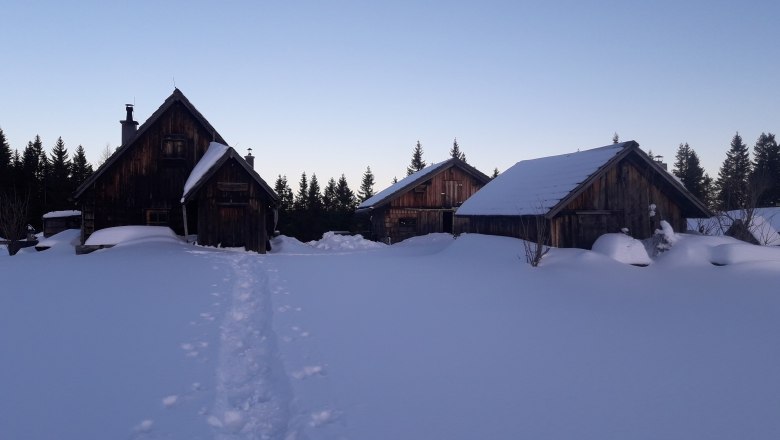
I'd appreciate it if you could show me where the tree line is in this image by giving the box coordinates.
[0,128,94,232]
[5,125,776,243]
[669,132,780,211]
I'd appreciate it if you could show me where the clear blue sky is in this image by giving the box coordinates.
[2,0,779,191]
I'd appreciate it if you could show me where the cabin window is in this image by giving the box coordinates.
[217,182,249,205]
[398,217,417,232]
[146,209,169,226]
[161,135,186,159]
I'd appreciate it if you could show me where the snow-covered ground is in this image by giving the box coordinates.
[2,229,780,439]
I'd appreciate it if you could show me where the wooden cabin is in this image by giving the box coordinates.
[356,158,490,243]
[73,89,278,253]
[455,141,711,249]
[181,142,278,252]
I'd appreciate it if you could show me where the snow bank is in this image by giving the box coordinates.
[592,233,652,265]
[35,228,81,251]
[42,210,81,219]
[710,243,780,265]
[85,226,180,246]
[308,232,385,251]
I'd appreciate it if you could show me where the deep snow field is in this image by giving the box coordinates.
[1,229,780,440]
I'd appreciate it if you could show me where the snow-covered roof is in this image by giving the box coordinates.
[181,141,278,204]
[42,210,81,219]
[457,142,629,216]
[358,158,489,209]
[182,142,230,202]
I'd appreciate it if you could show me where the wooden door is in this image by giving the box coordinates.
[218,206,245,248]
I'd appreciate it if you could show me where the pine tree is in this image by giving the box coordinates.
[358,166,375,202]
[750,132,780,206]
[48,137,72,210]
[307,173,323,213]
[0,128,12,194]
[449,138,466,162]
[406,141,426,175]
[716,132,752,210]
[323,177,337,211]
[70,145,94,190]
[273,174,294,213]
[672,143,706,201]
[294,172,308,211]
[702,173,716,209]
[491,168,499,179]
[335,174,356,212]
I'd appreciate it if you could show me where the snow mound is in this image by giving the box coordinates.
[85,226,180,246]
[308,232,385,251]
[35,229,81,251]
[710,243,780,265]
[270,235,316,254]
[592,233,652,265]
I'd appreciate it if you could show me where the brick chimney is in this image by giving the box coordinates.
[120,104,139,146]
[245,148,254,169]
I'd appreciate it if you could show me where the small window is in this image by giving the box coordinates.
[162,135,186,159]
[146,209,169,226]
[217,182,249,205]
[398,217,417,231]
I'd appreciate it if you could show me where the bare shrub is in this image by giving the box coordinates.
[0,190,30,256]
[520,215,550,267]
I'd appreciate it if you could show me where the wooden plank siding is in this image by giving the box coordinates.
[79,101,216,240]
[456,155,696,249]
[194,158,273,252]
[365,165,488,243]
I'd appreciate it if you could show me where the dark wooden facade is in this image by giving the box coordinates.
[357,159,490,243]
[456,142,711,249]
[74,89,277,253]
[183,148,278,253]
[42,212,81,237]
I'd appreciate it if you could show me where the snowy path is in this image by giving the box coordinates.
[208,253,292,440]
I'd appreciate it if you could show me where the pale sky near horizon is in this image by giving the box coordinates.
[2,0,779,192]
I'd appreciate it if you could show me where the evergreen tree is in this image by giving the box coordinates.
[358,166,375,202]
[612,133,620,144]
[702,173,716,209]
[716,132,752,210]
[307,173,323,213]
[70,145,94,190]
[335,174,356,212]
[449,138,466,162]
[750,132,780,206]
[406,141,426,175]
[491,168,499,179]
[672,143,706,201]
[273,175,294,213]
[0,128,12,194]
[294,172,308,211]
[48,137,72,210]
[323,177,337,211]
[11,150,22,192]
[21,138,44,225]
